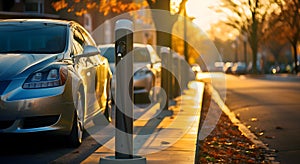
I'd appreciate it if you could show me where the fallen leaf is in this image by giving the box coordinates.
[258,132,264,136]
[225,142,233,146]
[161,141,170,145]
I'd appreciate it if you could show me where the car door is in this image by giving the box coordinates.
[77,25,110,118]
[147,45,162,95]
[94,54,110,110]
[72,26,99,121]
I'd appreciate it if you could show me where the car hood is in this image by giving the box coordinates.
[0,53,61,80]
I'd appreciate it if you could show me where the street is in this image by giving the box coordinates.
[225,74,300,163]
[0,103,151,163]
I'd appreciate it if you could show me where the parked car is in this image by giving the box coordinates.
[0,19,112,147]
[191,63,202,74]
[98,43,161,103]
[231,62,247,74]
[223,62,234,74]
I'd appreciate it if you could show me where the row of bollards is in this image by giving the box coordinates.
[100,19,193,164]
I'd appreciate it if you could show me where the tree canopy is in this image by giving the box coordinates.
[215,0,279,73]
[52,0,153,16]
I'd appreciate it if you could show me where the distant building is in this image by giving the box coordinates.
[0,0,59,19]
[0,0,156,46]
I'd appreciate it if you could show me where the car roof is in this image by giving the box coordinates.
[0,19,73,26]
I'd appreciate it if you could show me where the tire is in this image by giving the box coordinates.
[66,89,84,148]
[135,75,155,104]
[149,76,157,103]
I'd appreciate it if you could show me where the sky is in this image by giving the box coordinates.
[186,0,223,32]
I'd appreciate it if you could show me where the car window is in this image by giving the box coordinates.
[77,26,96,46]
[0,23,67,54]
[134,47,151,63]
[72,28,84,55]
[71,25,99,67]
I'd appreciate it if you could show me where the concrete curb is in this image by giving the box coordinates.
[208,84,279,163]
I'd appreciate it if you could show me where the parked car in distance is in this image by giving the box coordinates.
[231,62,247,75]
[223,62,234,74]
[0,19,112,147]
[191,63,202,74]
[98,43,161,103]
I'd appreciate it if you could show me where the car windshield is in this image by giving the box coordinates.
[0,22,67,54]
[134,47,151,63]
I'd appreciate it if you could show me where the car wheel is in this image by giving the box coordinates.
[135,77,155,104]
[146,75,157,103]
[149,76,157,103]
[66,90,84,148]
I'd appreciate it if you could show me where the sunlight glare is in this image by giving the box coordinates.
[186,0,223,32]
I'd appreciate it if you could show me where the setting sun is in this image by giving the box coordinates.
[186,0,224,32]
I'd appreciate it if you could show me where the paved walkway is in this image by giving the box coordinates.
[82,81,205,164]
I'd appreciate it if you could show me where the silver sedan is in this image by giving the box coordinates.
[0,19,112,147]
[98,43,162,103]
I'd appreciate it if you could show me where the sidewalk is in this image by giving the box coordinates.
[82,81,205,164]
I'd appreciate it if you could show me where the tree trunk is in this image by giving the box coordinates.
[250,7,259,74]
[252,43,258,73]
[293,43,298,74]
[151,12,176,49]
[146,0,177,53]
[250,32,259,74]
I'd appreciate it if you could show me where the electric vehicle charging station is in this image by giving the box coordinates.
[100,19,146,164]
[114,19,134,160]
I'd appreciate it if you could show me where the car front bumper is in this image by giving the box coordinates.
[0,80,75,135]
[133,74,152,94]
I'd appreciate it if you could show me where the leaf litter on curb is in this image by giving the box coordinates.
[197,85,277,163]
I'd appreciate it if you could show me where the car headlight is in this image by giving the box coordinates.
[23,66,68,89]
[134,68,151,77]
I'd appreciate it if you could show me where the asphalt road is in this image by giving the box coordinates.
[0,103,151,163]
[225,74,300,164]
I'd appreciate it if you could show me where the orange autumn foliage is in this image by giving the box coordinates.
[52,0,154,16]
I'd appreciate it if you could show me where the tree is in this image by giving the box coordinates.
[146,0,179,52]
[262,20,289,65]
[172,16,210,64]
[52,0,147,17]
[274,0,300,73]
[52,0,187,55]
[215,0,278,73]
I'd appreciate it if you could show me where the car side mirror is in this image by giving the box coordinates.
[72,45,100,60]
[71,46,100,65]
[83,45,100,55]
